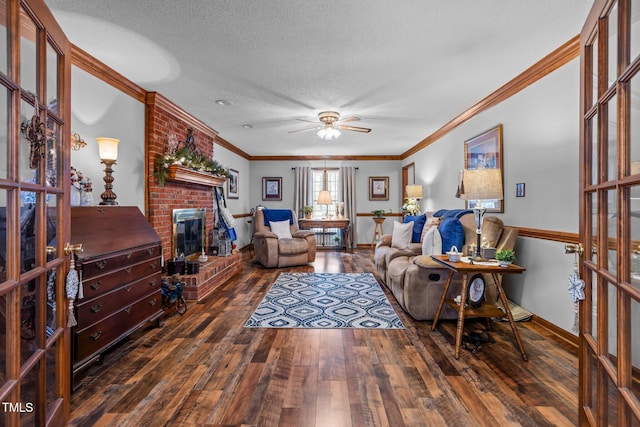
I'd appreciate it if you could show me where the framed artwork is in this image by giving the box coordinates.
[464,124,504,212]
[227,168,239,199]
[369,176,389,201]
[262,177,282,201]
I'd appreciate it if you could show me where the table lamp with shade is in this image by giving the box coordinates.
[404,184,423,215]
[458,168,503,260]
[317,190,332,218]
[97,137,120,206]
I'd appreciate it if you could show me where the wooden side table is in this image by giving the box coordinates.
[430,255,528,360]
[371,217,386,248]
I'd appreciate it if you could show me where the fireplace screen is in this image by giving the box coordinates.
[172,208,206,260]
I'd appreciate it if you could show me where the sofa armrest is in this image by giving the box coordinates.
[292,230,315,239]
[376,234,392,248]
[411,255,445,269]
[496,226,519,251]
[254,230,279,240]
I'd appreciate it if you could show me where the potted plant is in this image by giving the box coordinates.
[302,205,313,219]
[495,249,516,267]
[371,209,391,218]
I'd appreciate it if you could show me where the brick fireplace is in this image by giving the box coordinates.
[146,92,241,301]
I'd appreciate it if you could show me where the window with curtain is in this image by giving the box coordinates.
[312,168,339,217]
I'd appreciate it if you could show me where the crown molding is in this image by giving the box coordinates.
[249,154,402,161]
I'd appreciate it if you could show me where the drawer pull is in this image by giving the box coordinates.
[149,298,157,306]
[125,252,133,259]
[95,260,107,270]
[149,279,157,287]
[149,262,158,269]
[124,285,132,292]
[125,307,132,314]
[90,281,102,291]
[125,267,132,274]
[90,331,102,341]
[146,248,155,255]
[90,304,102,313]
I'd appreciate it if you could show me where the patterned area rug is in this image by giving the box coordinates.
[244,273,404,329]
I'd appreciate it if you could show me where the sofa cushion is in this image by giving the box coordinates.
[422,226,442,255]
[270,220,293,239]
[278,238,309,255]
[391,221,414,249]
[439,217,464,253]
[403,214,426,243]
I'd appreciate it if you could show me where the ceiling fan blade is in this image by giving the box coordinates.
[295,118,320,124]
[288,125,323,134]
[338,125,371,133]
[336,116,360,124]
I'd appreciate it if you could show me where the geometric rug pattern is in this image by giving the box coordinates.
[244,272,405,329]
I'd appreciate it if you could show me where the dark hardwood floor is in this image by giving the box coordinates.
[69,249,578,427]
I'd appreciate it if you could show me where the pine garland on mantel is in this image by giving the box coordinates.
[154,146,230,187]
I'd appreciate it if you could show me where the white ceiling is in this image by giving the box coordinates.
[45,0,592,158]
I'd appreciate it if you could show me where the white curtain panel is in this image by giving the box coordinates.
[293,166,312,218]
[340,166,357,248]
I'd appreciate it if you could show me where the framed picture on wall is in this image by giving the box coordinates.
[369,176,389,201]
[464,124,504,213]
[262,177,282,201]
[227,168,239,199]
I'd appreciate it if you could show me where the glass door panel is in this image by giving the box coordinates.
[590,114,599,185]
[607,189,618,276]
[0,86,7,179]
[607,95,618,182]
[609,2,619,82]
[45,40,58,109]
[592,36,599,107]
[632,299,640,405]
[632,74,639,165]
[0,1,6,76]
[632,0,640,62]
[19,6,37,98]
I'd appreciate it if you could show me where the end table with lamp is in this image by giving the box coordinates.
[430,255,528,361]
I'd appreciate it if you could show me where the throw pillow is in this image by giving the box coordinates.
[403,214,426,243]
[421,226,443,255]
[269,220,292,239]
[420,215,442,241]
[391,221,414,249]
[438,217,464,253]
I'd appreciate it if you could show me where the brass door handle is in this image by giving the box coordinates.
[64,243,83,256]
[564,243,584,256]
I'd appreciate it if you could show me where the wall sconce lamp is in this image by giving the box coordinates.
[97,137,120,206]
[458,168,503,260]
[71,132,86,151]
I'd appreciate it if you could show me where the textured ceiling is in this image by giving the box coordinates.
[45,0,592,157]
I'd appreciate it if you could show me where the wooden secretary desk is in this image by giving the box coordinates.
[70,207,163,385]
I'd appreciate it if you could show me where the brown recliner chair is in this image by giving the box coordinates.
[253,209,317,268]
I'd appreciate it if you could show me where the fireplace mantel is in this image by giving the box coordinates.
[167,165,227,187]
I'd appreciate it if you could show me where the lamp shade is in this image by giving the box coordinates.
[459,169,503,201]
[97,137,120,161]
[405,184,423,199]
[317,190,332,205]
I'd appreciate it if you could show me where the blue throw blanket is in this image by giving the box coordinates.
[433,208,473,219]
[262,209,294,226]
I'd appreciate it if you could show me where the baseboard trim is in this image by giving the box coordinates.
[530,314,578,352]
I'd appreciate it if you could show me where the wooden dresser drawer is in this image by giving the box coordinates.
[80,244,161,279]
[80,257,161,300]
[76,272,161,326]
[74,292,162,364]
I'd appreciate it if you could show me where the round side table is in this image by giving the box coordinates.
[371,217,386,248]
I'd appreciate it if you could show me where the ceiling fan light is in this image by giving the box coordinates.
[317,126,340,140]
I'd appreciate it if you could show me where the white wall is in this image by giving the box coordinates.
[70,66,146,213]
[405,58,581,332]
[248,159,402,245]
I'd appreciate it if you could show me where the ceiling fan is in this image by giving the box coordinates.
[289,111,371,140]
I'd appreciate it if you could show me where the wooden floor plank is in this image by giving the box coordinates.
[69,250,579,426]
